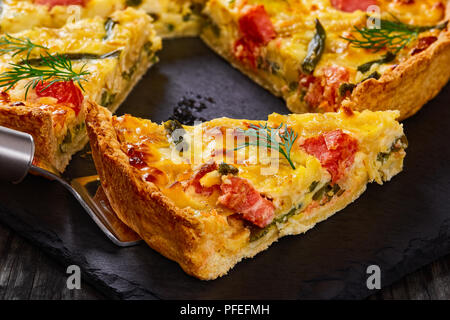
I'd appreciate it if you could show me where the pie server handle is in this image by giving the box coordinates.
[0,126,35,183]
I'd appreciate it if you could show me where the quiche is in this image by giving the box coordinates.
[0,0,207,38]
[85,102,407,279]
[0,8,161,172]
[201,0,450,119]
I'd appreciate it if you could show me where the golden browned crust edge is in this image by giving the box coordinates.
[0,103,57,168]
[347,24,450,120]
[85,101,242,279]
[0,100,90,173]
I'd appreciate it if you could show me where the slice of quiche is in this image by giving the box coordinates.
[0,8,161,172]
[201,0,450,119]
[0,0,207,38]
[85,102,407,279]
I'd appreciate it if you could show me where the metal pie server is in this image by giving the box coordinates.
[0,125,141,247]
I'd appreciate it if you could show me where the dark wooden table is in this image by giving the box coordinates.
[0,221,449,300]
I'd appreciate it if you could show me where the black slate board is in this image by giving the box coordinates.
[1,38,450,300]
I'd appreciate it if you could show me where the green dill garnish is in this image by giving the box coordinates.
[100,90,116,108]
[0,52,89,98]
[182,13,191,22]
[343,15,448,54]
[312,183,343,204]
[0,34,46,59]
[235,123,298,170]
[308,181,319,193]
[164,119,188,150]
[339,83,357,97]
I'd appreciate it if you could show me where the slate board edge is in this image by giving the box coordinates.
[1,201,449,300]
[0,203,158,300]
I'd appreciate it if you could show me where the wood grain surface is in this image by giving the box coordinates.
[0,221,449,300]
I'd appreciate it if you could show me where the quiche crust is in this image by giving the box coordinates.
[0,100,88,172]
[86,102,405,279]
[346,26,450,119]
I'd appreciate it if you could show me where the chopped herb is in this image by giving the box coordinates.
[302,19,326,74]
[235,123,298,170]
[357,51,396,73]
[122,63,137,80]
[377,135,408,163]
[218,163,239,175]
[339,83,357,97]
[289,81,298,91]
[205,18,221,37]
[364,71,381,81]
[189,3,203,15]
[167,24,175,32]
[100,90,116,108]
[143,42,153,57]
[103,18,117,41]
[126,0,142,7]
[150,55,159,64]
[274,204,302,224]
[73,122,85,135]
[164,119,184,136]
[62,130,72,144]
[148,13,160,22]
[249,225,273,242]
[269,61,280,75]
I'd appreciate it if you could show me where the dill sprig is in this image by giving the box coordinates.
[0,52,89,98]
[235,123,298,170]
[343,15,448,53]
[0,34,47,59]
[0,35,90,98]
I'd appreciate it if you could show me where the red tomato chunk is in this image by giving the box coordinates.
[301,130,358,183]
[219,176,275,228]
[35,80,84,116]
